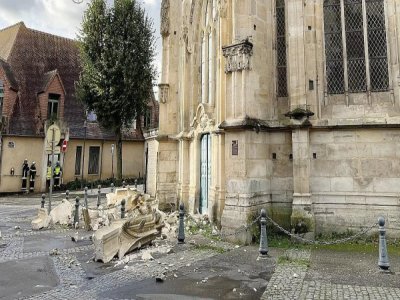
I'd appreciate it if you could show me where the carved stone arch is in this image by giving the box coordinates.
[190,104,215,133]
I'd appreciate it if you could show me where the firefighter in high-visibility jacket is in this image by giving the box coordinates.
[46,161,52,192]
[53,162,62,190]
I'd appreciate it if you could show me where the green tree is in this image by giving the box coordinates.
[76,0,156,179]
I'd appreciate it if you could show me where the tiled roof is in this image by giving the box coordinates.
[0,22,21,61]
[0,58,18,90]
[0,22,144,141]
[38,69,65,94]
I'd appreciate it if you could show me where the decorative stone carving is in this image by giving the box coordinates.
[158,83,169,104]
[222,39,253,73]
[160,0,170,37]
[190,104,215,132]
[93,188,164,263]
[182,26,193,54]
[219,0,228,18]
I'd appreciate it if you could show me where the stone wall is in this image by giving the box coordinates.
[157,0,400,241]
[310,128,400,235]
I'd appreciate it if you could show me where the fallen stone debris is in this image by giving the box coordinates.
[92,187,165,263]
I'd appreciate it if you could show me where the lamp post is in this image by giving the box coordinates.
[111,144,115,180]
[81,117,87,189]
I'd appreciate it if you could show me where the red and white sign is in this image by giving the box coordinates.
[61,140,68,152]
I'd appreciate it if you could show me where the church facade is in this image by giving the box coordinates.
[157,0,400,241]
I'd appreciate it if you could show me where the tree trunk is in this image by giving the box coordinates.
[116,128,123,180]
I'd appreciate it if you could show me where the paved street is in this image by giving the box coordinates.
[0,194,399,299]
[0,194,276,300]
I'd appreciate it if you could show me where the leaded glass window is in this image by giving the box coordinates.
[345,0,367,92]
[276,0,288,97]
[323,0,389,94]
[366,0,389,91]
[324,0,345,94]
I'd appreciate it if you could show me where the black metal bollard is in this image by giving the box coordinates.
[84,186,88,208]
[134,179,138,189]
[74,197,80,226]
[259,208,268,256]
[122,180,126,188]
[121,199,126,219]
[66,190,70,201]
[97,185,101,208]
[111,183,114,193]
[178,203,185,244]
[41,194,46,209]
[378,217,390,270]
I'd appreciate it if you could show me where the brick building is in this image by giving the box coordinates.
[0,22,158,192]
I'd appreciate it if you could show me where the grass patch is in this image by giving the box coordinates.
[313,242,400,256]
[267,231,400,256]
[193,243,226,254]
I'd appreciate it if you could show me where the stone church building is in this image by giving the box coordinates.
[155,0,400,240]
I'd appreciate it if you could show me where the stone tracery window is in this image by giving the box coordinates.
[323,0,389,94]
[276,0,288,97]
[200,0,215,104]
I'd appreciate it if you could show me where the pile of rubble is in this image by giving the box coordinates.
[32,189,224,264]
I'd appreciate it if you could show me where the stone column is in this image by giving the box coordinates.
[178,138,190,208]
[291,128,314,237]
[286,0,315,236]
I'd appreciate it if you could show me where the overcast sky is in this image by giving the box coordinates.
[0,0,162,81]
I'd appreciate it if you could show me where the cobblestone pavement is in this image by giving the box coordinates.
[262,249,400,300]
[1,196,270,300]
[2,195,400,299]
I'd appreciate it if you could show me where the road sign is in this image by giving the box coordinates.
[61,140,68,152]
[46,124,61,147]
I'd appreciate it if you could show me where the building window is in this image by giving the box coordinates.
[87,110,97,122]
[144,108,152,128]
[276,0,288,97]
[323,0,389,94]
[47,93,60,119]
[75,146,82,175]
[88,146,100,175]
[0,80,4,113]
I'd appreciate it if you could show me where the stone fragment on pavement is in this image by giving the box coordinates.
[31,208,52,230]
[50,199,73,225]
[141,251,154,261]
[49,248,59,256]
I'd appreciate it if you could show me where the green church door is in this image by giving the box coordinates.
[200,134,211,214]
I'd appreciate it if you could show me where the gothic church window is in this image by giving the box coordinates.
[200,0,215,104]
[323,0,389,94]
[276,0,288,97]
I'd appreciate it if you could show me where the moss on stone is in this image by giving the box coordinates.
[291,210,315,234]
